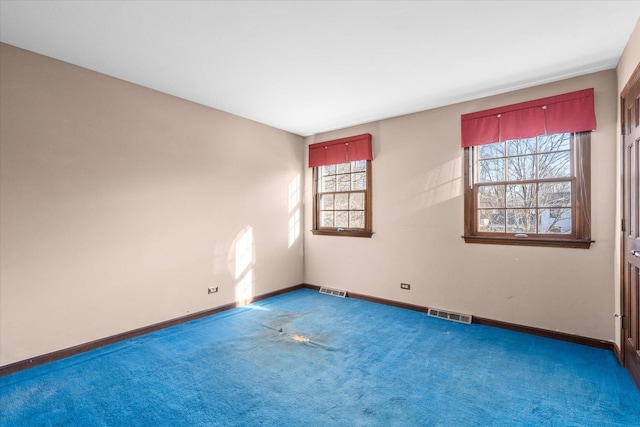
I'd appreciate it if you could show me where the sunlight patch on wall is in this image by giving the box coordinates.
[407,158,462,212]
[235,227,253,279]
[233,226,254,306]
[288,209,300,248]
[236,269,253,307]
[288,174,301,248]
[288,174,300,212]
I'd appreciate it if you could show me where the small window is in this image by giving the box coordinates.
[312,160,372,237]
[463,132,592,248]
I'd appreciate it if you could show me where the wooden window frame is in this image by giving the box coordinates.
[463,132,593,249]
[312,160,373,238]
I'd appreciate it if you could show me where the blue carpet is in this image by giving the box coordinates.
[1,288,639,426]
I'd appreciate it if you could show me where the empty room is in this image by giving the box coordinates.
[1,1,640,425]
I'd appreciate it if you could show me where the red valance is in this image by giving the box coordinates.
[308,133,373,168]
[460,88,596,147]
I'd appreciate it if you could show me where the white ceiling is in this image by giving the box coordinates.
[1,1,638,137]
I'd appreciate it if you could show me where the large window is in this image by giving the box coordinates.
[309,133,373,237]
[461,89,596,248]
[313,160,372,237]
[463,132,592,248]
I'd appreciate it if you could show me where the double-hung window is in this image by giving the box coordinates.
[461,89,596,248]
[309,134,373,237]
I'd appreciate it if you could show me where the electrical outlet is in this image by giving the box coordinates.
[400,283,411,290]
[208,286,218,294]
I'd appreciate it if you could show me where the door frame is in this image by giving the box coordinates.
[619,62,640,390]
[619,125,625,367]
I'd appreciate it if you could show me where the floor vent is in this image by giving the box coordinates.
[319,287,347,298]
[427,308,472,324]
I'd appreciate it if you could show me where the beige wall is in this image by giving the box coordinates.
[0,43,305,366]
[615,19,640,348]
[618,19,640,98]
[2,24,635,367]
[305,70,618,342]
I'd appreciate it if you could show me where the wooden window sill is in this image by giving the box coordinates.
[462,235,593,249]
[312,229,374,238]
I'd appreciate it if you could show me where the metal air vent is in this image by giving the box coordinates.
[319,287,347,298]
[427,307,472,324]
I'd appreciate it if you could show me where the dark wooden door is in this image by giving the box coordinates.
[622,63,640,391]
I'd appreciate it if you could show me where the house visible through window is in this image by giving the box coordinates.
[466,132,591,246]
[461,89,595,248]
[477,133,572,234]
[309,134,373,237]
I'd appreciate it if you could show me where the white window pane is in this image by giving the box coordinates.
[335,193,349,210]
[337,174,350,191]
[507,138,536,156]
[539,182,571,207]
[479,159,505,182]
[351,172,366,190]
[507,155,535,180]
[506,209,537,233]
[321,212,334,227]
[335,211,348,228]
[478,142,505,159]
[321,176,335,192]
[506,184,536,208]
[478,185,505,208]
[478,209,505,232]
[538,133,570,153]
[539,152,571,178]
[349,193,364,210]
[320,194,334,210]
[351,160,366,172]
[321,165,336,176]
[336,163,351,174]
[539,208,572,234]
[349,211,364,228]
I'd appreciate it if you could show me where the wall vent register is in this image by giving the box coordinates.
[427,308,473,325]
[319,287,348,298]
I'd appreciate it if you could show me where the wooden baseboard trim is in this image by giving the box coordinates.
[346,291,430,314]
[472,316,614,351]
[614,342,623,365]
[2,283,614,376]
[302,284,614,352]
[303,284,428,313]
[0,284,306,377]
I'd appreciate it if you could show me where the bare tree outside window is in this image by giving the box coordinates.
[464,132,591,248]
[476,133,572,234]
[313,160,372,237]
